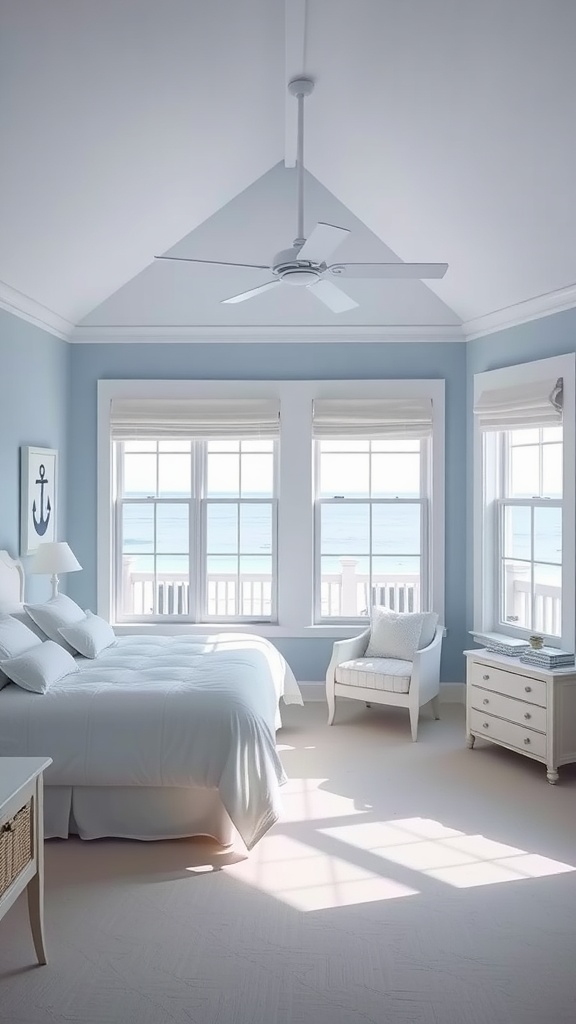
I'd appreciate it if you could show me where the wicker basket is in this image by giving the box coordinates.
[0,801,33,899]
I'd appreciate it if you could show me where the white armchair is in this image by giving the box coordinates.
[326,626,443,741]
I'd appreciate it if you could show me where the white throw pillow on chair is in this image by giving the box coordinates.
[365,607,434,661]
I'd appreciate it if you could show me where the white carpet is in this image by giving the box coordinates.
[1,700,576,1023]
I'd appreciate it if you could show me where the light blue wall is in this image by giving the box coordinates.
[68,341,468,681]
[0,309,69,603]
[466,306,576,629]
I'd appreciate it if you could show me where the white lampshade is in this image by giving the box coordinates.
[30,542,82,575]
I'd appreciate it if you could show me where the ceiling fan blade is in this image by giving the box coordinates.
[328,262,449,280]
[155,256,269,270]
[308,278,358,313]
[222,280,281,305]
[298,222,350,264]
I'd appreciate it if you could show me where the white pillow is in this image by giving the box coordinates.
[365,608,427,661]
[0,640,79,694]
[0,614,43,659]
[24,594,86,654]
[59,610,116,659]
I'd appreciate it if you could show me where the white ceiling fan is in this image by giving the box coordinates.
[155,78,448,313]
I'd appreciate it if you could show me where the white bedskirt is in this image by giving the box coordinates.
[45,785,235,845]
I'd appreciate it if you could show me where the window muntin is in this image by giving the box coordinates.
[498,427,563,637]
[115,439,277,622]
[314,439,427,621]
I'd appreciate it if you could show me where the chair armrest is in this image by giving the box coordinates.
[410,626,443,701]
[326,629,370,683]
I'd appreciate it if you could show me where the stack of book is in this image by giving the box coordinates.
[520,647,575,669]
[484,635,531,657]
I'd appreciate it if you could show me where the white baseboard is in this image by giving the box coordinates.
[298,681,465,704]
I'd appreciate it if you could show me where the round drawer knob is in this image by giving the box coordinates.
[525,686,532,693]
[524,737,531,745]
[483,698,489,705]
[524,712,531,720]
[482,674,490,680]
[482,722,489,729]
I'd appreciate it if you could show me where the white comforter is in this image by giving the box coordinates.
[0,633,303,850]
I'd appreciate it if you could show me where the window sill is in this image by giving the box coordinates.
[111,622,366,640]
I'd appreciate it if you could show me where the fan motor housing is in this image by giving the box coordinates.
[273,247,323,286]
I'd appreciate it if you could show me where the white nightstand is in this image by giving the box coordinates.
[465,649,576,783]
[0,757,52,964]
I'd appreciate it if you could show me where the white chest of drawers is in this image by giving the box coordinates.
[465,649,576,784]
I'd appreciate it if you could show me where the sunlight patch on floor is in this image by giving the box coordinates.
[279,777,361,823]
[226,834,419,911]
[321,817,576,888]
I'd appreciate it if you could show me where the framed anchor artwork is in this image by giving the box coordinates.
[20,446,58,555]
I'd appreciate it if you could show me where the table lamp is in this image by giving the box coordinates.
[29,542,82,598]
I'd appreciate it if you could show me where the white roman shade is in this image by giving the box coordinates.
[474,378,563,431]
[312,398,433,439]
[110,398,280,440]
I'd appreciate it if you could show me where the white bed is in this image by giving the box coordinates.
[0,551,302,849]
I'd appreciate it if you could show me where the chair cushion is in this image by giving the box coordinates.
[335,657,412,694]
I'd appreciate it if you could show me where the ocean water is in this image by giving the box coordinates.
[120,498,562,578]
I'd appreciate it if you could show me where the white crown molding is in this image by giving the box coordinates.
[70,323,465,344]
[0,279,73,341]
[463,281,576,341]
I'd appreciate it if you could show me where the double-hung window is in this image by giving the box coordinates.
[312,398,433,622]
[474,358,575,651]
[111,398,279,623]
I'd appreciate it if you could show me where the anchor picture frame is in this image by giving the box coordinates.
[20,446,58,556]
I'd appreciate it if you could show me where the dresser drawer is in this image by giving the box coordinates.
[469,708,547,759]
[469,685,547,732]
[468,662,547,707]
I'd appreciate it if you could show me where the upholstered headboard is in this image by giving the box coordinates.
[0,550,25,611]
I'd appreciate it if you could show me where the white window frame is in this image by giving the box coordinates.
[113,439,278,624]
[98,378,445,639]
[313,438,431,623]
[473,353,575,652]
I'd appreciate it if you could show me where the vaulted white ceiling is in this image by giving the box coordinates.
[1,0,576,341]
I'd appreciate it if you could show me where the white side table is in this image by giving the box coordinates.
[0,757,52,964]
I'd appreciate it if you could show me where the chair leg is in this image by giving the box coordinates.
[327,684,336,725]
[431,695,440,720]
[409,705,419,742]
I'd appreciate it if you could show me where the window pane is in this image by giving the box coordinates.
[156,504,189,554]
[122,554,154,616]
[503,505,531,561]
[206,556,238,616]
[371,454,420,497]
[319,440,369,452]
[502,559,532,630]
[509,445,539,497]
[239,558,272,617]
[123,454,156,496]
[542,444,562,497]
[372,504,420,555]
[542,427,562,443]
[158,454,191,496]
[372,556,421,612]
[207,453,239,496]
[510,429,539,446]
[156,555,189,615]
[533,564,562,636]
[208,440,239,452]
[320,504,370,555]
[241,453,273,497]
[241,440,274,453]
[320,557,366,617]
[124,441,156,453]
[371,440,420,452]
[240,504,272,553]
[158,440,191,452]
[122,504,154,553]
[320,453,369,497]
[534,506,562,564]
[206,503,238,553]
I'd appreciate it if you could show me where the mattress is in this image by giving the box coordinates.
[0,632,302,850]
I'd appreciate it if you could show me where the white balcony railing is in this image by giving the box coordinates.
[122,557,562,631]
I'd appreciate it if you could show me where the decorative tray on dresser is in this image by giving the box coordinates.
[464,649,576,783]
